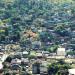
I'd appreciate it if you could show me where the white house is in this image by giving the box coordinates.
[68,69,75,75]
[57,47,66,56]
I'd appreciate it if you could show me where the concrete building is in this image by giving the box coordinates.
[57,47,66,56]
[32,62,40,74]
[11,58,21,64]
[68,69,75,75]
[22,51,29,58]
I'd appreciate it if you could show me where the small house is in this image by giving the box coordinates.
[57,47,66,56]
[11,58,21,64]
[68,69,75,75]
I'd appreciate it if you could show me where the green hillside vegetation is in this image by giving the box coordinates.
[0,0,75,51]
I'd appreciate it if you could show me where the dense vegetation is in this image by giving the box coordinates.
[0,0,75,51]
[48,60,71,75]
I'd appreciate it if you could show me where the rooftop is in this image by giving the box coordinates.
[68,69,75,74]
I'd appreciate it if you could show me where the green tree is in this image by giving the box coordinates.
[48,60,71,75]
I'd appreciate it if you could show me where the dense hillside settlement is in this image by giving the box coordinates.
[0,0,75,75]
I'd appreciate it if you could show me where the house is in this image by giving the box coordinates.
[32,60,48,74]
[42,51,50,57]
[0,44,5,52]
[11,58,21,64]
[32,62,40,74]
[21,58,29,66]
[40,61,48,74]
[22,51,28,55]
[57,47,66,56]
[36,52,43,58]
[32,41,41,50]
[0,52,4,60]
[71,31,75,38]
[22,51,29,58]
[49,53,56,56]
[14,52,22,59]
[40,72,48,75]
[68,69,75,75]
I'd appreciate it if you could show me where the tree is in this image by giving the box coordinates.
[5,56,12,63]
[40,31,54,42]
[67,51,75,55]
[54,24,69,37]
[48,60,71,75]
[46,45,58,53]
[4,73,11,75]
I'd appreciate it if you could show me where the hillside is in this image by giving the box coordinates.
[49,0,73,3]
[0,0,75,52]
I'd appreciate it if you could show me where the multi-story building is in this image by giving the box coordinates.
[57,47,66,56]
